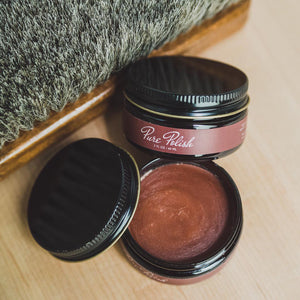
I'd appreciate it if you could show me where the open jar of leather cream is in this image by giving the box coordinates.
[121,158,242,284]
[123,56,249,160]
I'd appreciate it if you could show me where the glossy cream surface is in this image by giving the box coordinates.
[129,163,229,262]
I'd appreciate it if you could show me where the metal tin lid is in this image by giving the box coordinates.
[27,138,140,261]
[125,56,249,118]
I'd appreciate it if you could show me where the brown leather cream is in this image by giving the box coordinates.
[122,158,243,284]
[129,163,229,262]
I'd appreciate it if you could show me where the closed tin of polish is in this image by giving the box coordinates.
[123,56,249,160]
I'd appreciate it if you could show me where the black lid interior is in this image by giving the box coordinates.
[28,138,139,261]
[125,56,248,117]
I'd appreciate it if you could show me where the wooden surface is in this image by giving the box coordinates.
[1,0,300,299]
[0,0,250,180]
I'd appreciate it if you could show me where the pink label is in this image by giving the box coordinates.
[124,110,247,155]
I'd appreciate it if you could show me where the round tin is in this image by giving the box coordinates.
[123,56,249,159]
[121,158,243,284]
